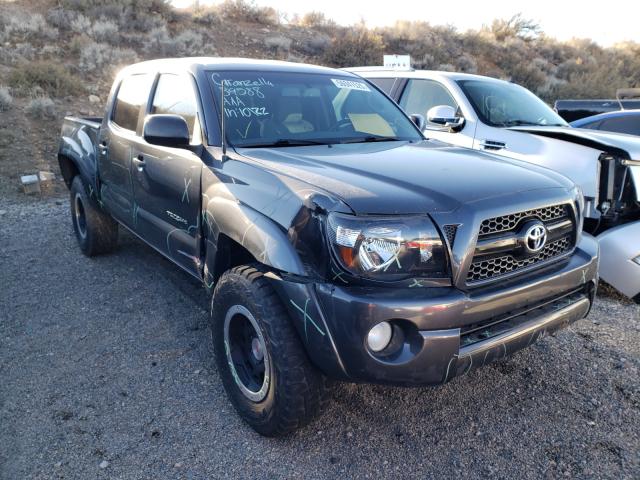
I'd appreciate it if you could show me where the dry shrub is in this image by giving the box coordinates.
[26,96,56,118]
[143,27,206,56]
[2,12,58,41]
[0,87,13,111]
[79,42,138,73]
[265,36,292,53]
[295,11,336,31]
[89,19,120,43]
[322,27,385,67]
[8,62,81,97]
[217,0,279,26]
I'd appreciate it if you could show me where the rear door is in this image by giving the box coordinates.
[131,73,204,275]
[98,73,154,225]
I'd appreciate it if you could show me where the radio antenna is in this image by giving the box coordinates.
[220,79,228,161]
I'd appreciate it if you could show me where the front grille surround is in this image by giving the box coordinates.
[466,203,576,285]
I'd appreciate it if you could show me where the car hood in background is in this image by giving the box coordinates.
[509,125,640,159]
[509,126,640,202]
[237,141,571,215]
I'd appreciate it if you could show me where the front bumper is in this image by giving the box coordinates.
[273,235,599,386]
[597,221,640,303]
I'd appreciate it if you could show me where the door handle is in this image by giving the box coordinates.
[133,154,146,171]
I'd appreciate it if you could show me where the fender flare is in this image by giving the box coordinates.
[202,195,307,277]
[58,129,98,190]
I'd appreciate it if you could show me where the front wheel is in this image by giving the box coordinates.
[211,265,326,436]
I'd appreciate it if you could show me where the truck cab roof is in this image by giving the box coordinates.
[344,67,514,85]
[123,57,356,77]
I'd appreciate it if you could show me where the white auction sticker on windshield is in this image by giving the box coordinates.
[331,79,371,91]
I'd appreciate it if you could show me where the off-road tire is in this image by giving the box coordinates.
[70,176,118,256]
[211,265,327,436]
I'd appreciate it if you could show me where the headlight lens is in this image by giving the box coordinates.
[327,213,447,280]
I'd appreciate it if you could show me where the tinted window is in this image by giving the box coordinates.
[208,71,421,147]
[151,74,199,141]
[112,74,153,131]
[457,79,567,128]
[399,79,458,118]
[598,116,640,135]
[367,78,396,94]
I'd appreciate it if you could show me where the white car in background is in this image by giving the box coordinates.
[348,67,640,302]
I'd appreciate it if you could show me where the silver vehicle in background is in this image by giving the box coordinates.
[350,66,640,302]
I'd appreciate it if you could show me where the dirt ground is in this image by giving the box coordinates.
[1,196,638,479]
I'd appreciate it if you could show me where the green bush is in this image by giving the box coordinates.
[8,62,82,97]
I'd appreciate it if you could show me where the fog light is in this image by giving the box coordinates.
[367,322,393,352]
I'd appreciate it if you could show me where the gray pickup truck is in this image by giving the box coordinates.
[58,58,598,436]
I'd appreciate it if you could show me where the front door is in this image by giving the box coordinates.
[131,73,203,276]
[397,78,475,148]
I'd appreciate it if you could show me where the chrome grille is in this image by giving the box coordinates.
[467,203,575,285]
[479,204,567,236]
[467,236,572,283]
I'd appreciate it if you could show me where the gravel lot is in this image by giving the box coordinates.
[1,196,639,479]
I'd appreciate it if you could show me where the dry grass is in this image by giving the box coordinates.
[8,62,81,97]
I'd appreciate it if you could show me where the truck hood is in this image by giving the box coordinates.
[236,140,571,215]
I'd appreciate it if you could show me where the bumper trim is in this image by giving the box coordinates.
[459,296,589,359]
[446,295,590,382]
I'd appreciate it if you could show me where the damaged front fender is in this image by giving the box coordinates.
[597,221,640,302]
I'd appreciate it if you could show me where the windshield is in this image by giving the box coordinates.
[457,79,568,128]
[208,71,422,147]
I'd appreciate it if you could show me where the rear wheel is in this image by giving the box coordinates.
[211,265,327,436]
[70,176,118,256]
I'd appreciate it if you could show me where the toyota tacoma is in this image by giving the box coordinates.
[58,58,598,436]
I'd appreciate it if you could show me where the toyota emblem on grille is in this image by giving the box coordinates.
[524,223,547,253]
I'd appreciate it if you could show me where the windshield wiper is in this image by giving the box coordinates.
[340,135,404,144]
[500,120,541,127]
[238,138,333,148]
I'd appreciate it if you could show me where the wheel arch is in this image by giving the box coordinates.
[58,153,80,188]
[202,197,308,289]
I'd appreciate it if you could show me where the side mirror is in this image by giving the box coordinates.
[143,114,190,148]
[409,113,426,131]
[426,105,465,131]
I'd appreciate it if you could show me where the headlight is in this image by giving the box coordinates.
[327,213,448,280]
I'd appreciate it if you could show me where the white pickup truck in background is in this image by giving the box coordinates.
[349,66,640,302]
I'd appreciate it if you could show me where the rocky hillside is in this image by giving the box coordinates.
[1,0,638,200]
